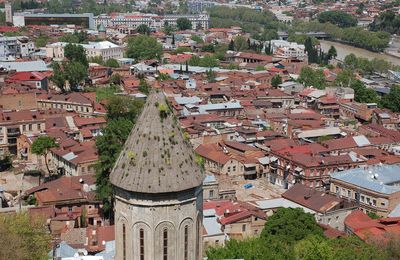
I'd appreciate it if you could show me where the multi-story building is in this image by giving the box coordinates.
[36,92,98,117]
[270,40,306,60]
[265,144,365,189]
[46,41,124,62]
[94,13,210,30]
[0,36,35,61]
[188,1,215,13]
[330,165,400,217]
[0,110,45,156]
[13,13,95,29]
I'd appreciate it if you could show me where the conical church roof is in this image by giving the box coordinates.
[110,91,204,193]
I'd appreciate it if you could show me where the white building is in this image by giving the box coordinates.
[270,40,306,60]
[46,41,124,61]
[0,36,35,61]
[94,13,210,31]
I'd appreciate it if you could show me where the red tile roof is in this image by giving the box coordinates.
[282,184,342,213]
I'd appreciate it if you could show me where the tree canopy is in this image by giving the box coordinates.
[0,213,51,260]
[318,11,358,28]
[206,208,389,260]
[31,136,58,175]
[271,75,282,87]
[298,67,326,89]
[126,35,163,61]
[370,11,400,35]
[136,24,151,35]
[380,85,400,112]
[176,17,192,30]
[64,43,88,67]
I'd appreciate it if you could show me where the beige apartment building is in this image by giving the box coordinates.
[330,165,400,217]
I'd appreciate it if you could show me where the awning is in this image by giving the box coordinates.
[294,167,303,172]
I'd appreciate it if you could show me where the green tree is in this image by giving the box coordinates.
[228,39,235,51]
[96,97,144,214]
[31,136,58,176]
[271,75,282,87]
[327,46,337,60]
[64,61,88,91]
[206,69,216,83]
[380,85,400,112]
[298,67,326,89]
[126,35,163,61]
[318,11,357,28]
[261,208,323,242]
[35,35,49,48]
[64,43,88,67]
[335,70,355,87]
[89,56,104,65]
[105,58,120,68]
[351,80,379,103]
[294,235,333,260]
[0,213,51,260]
[109,73,122,85]
[49,62,66,93]
[176,17,192,30]
[138,79,150,95]
[234,36,248,51]
[106,96,144,121]
[95,118,134,214]
[305,37,318,64]
[200,55,219,67]
[191,35,204,43]
[201,44,215,52]
[136,24,150,35]
[344,54,358,70]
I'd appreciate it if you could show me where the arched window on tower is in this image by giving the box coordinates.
[184,225,189,260]
[140,228,145,260]
[122,224,126,260]
[163,228,168,260]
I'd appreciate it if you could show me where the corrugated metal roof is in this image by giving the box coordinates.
[353,135,371,147]
[331,165,400,195]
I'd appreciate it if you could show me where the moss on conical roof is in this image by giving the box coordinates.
[110,91,203,193]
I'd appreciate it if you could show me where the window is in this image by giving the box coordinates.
[347,190,351,197]
[163,229,168,260]
[140,228,145,260]
[184,225,188,260]
[122,224,126,260]
[242,224,246,232]
[361,195,365,202]
[28,124,32,131]
[227,167,231,172]
[233,166,236,171]
[37,124,41,131]
[372,199,377,206]
[209,190,214,198]
[335,186,339,193]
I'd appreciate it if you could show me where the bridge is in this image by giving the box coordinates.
[278,31,330,40]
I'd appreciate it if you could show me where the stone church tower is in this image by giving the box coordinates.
[110,92,204,260]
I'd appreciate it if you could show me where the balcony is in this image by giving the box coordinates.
[7,129,20,137]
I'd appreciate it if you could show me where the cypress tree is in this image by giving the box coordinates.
[228,39,234,51]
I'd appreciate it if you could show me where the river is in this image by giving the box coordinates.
[319,40,400,66]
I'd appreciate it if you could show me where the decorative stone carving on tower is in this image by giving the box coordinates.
[110,91,204,260]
